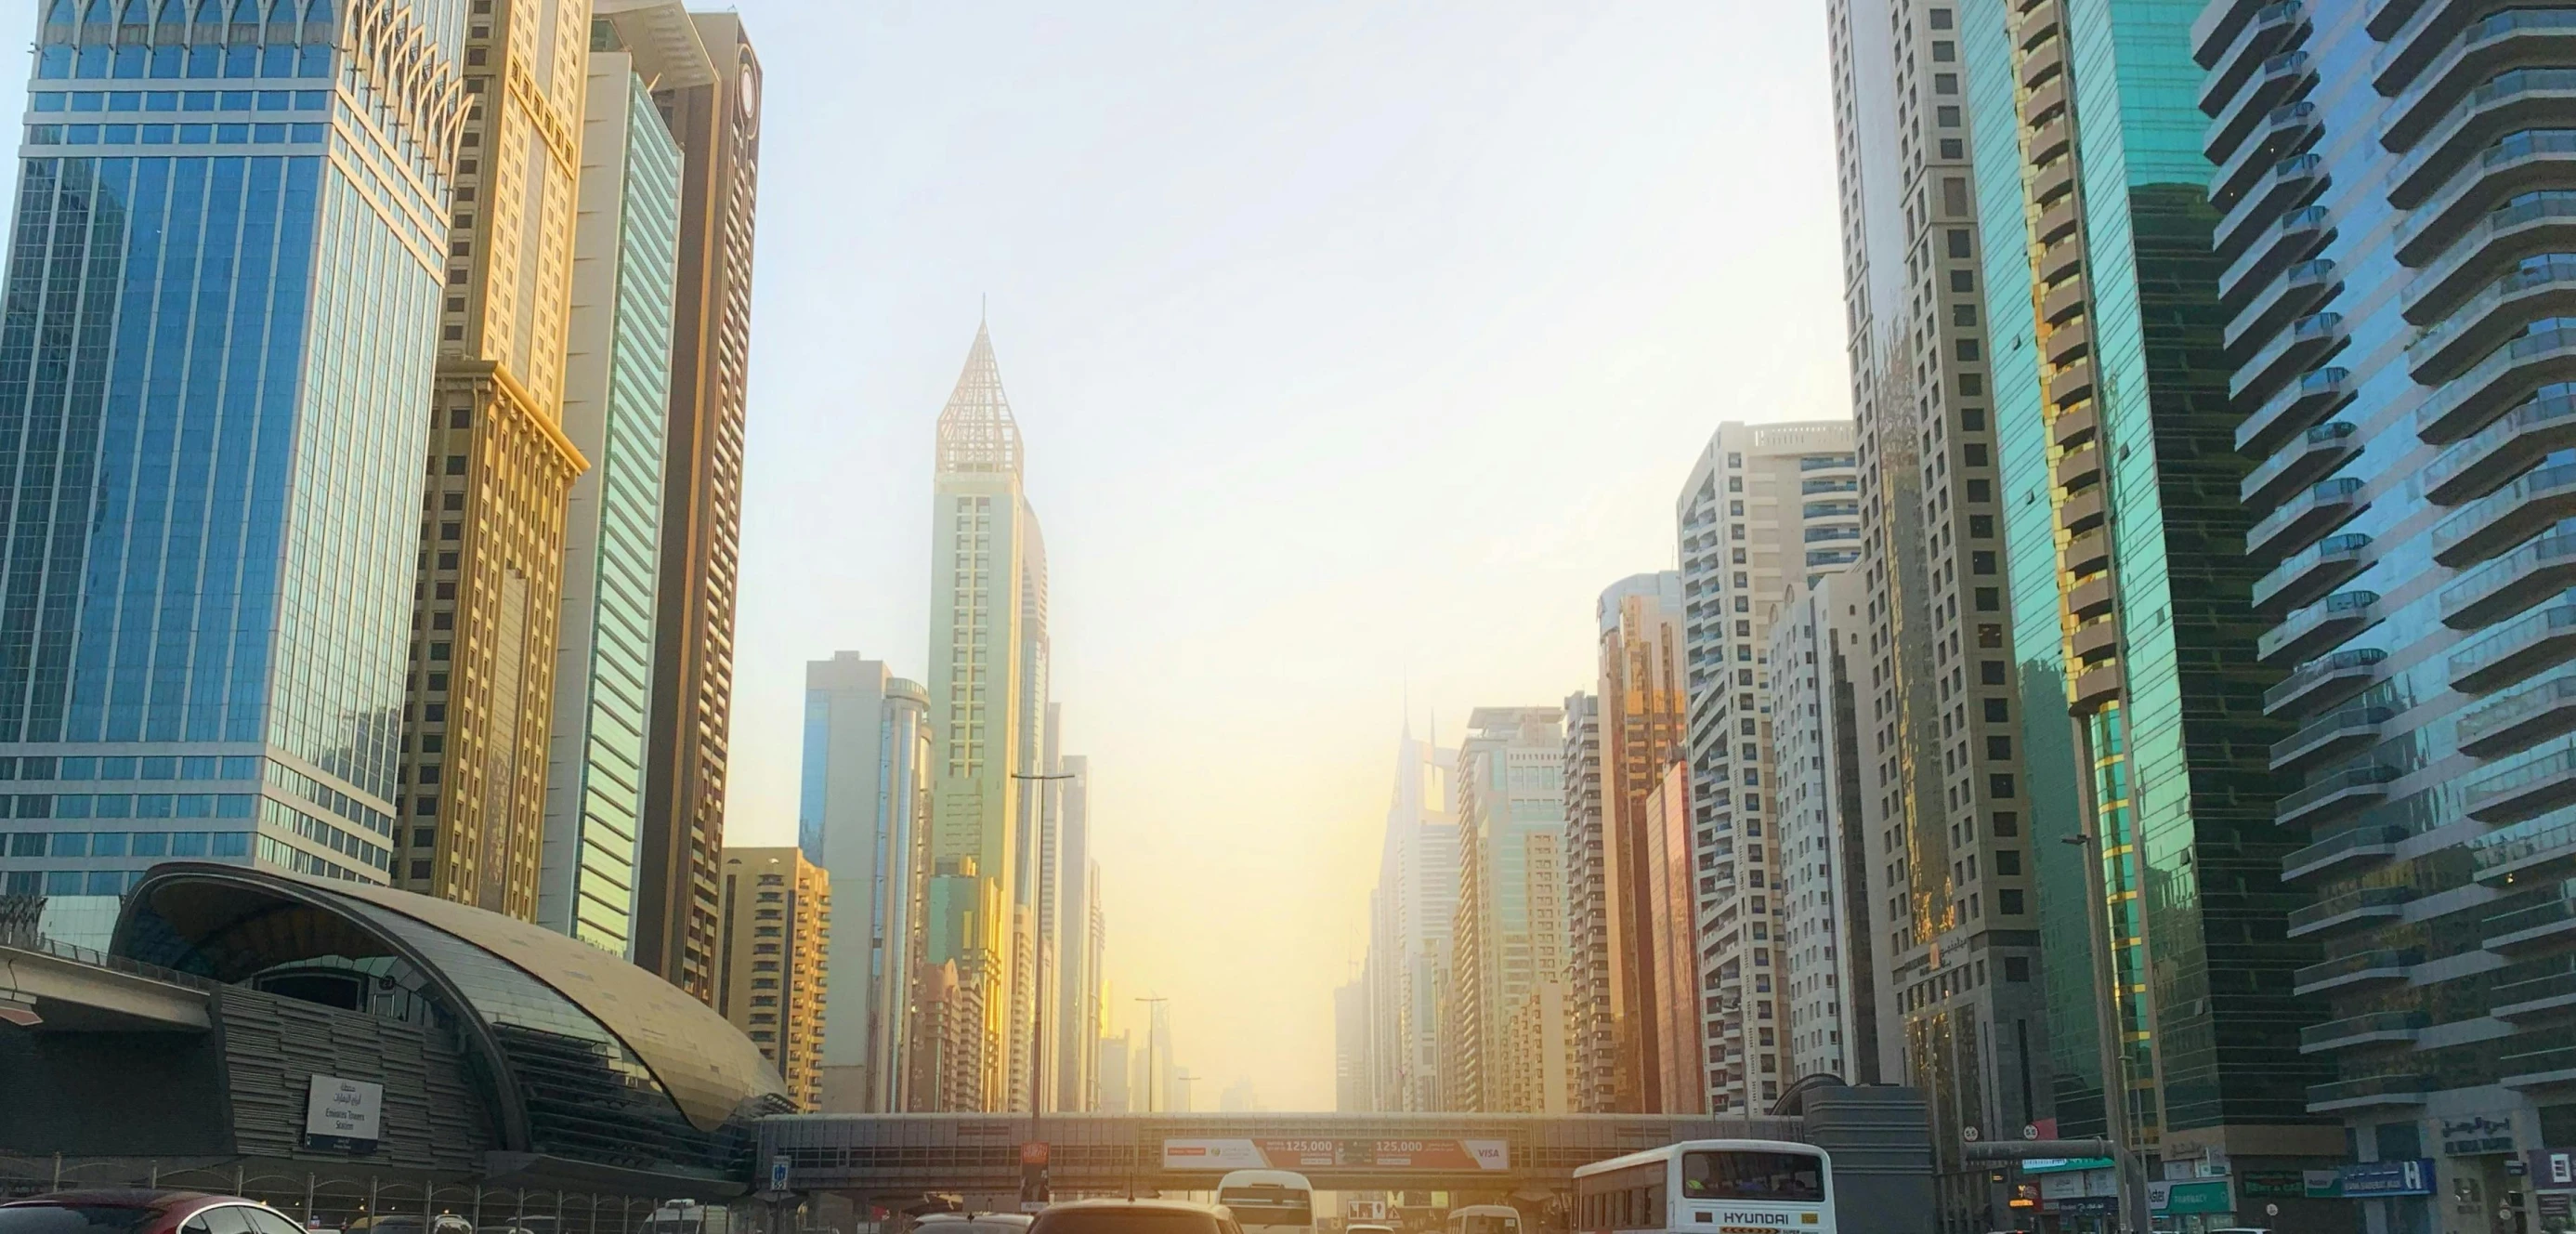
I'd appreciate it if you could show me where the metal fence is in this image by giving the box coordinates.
[0,1154,745,1234]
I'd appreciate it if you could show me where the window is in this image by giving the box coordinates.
[1955,338,1981,362]
[1993,811,2019,836]
[1946,229,1970,258]
[1951,303,1977,327]
[1971,551,1996,574]
[1981,662,2007,687]
[1932,40,1955,61]
[1988,735,2012,759]
[1975,587,2000,611]
[1994,849,2021,876]
[1999,888,2026,915]
[1949,268,1973,292]
[1929,7,1954,28]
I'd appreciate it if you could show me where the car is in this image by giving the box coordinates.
[1346,1226,1395,1234]
[914,1218,1033,1233]
[0,1191,311,1234]
[1026,1200,1241,1234]
[351,1218,473,1234]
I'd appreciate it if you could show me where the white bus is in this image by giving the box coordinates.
[1445,1205,1522,1234]
[1215,1170,1314,1234]
[1573,1139,1834,1234]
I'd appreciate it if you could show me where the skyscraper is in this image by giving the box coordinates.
[536,20,690,955]
[1360,729,1458,1111]
[1560,689,1615,1112]
[715,845,830,1112]
[1442,704,1567,1111]
[1826,0,2058,1222]
[0,1,468,915]
[393,0,590,922]
[1674,420,1859,1115]
[2190,0,2575,1224]
[924,321,1042,1110]
[622,4,762,1005]
[1768,575,1886,1085]
[1593,571,1690,1112]
[1969,0,2333,1213]
[1053,751,1093,1111]
[799,652,933,1114]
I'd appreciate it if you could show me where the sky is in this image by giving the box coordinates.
[718,0,1852,1111]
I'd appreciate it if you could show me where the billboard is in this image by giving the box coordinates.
[1161,1139,1510,1172]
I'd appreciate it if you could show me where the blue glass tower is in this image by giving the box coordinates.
[0,0,466,927]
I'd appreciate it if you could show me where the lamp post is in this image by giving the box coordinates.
[2064,829,2148,1234]
[1010,768,1079,1206]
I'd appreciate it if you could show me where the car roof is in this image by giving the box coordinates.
[7,1193,234,1213]
[1038,1200,1224,1214]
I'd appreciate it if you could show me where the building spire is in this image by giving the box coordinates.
[935,317,1023,477]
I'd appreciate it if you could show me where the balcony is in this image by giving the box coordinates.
[2025,74,2071,131]
[2046,318,2093,368]
[2248,476,2366,563]
[2223,204,2334,308]
[2493,957,2576,1018]
[2286,886,2412,938]
[2033,153,2075,212]
[2403,192,2576,322]
[2372,0,2493,87]
[2228,256,2339,360]
[2259,590,2380,666]
[2386,68,2576,203]
[2423,387,2576,503]
[2308,1072,2429,1112]
[2216,151,2328,262]
[2194,0,2273,64]
[2484,880,2576,952]
[2266,647,2387,718]
[2236,364,2354,455]
[2468,740,2576,824]
[2053,400,2099,452]
[2058,441,2104,492]
[2042,272,2088,325]
[2472,813,2576,886]
[2035,193,2080,247]
[2269,703,2394,771]
[2030,113,2072,166]
[2071,615,2121,663]
[2201,3,2309,116]
[2282,823,2407,883]
[2277,761,2400,828]
[2214,101,2324,213]
[2205,52,2317,169]
[2291,947,2417,997]
[2423,323,2576,443]
[2430,460,2576,565]
[2065,528,2111,576]
[2396,131,2576,270]
[2040,235,2085,288]
[2456,596,2576,693]
[2243,420,2360,511]
[2067,571,2116,621]
[2460,672,2576,756]
[2072,660,2124,713]
[2408,257,2576,383]
[2441,527,2576,629]
[2299,1010,2427,1055]
[2023,33,2066,91]
[2383,11,2576,151]
[2501,1047,2576,1091]
[2049,356,2097,411]
[2061,485,2108,536]
[2253,532,2370,615]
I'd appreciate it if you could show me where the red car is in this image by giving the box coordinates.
[0,1191,312,1234]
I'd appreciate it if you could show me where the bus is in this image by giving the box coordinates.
[1445,1206,1522,1234]
[1215,1170,1314,1234]
[1572,1139,1833,1234]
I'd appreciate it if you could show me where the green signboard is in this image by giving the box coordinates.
[2241,1171,2305,1200]
[2153,1180,2232,1215]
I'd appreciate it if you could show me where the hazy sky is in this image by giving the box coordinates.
[719,0,1850,1111]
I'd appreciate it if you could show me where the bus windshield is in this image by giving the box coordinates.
[1214,1192,1311,1228]
[1681,1151,1827,1202]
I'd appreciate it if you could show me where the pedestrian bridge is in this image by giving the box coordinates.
[760,1086,1930,1206]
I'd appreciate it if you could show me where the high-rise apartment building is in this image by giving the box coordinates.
[1009,554,1054,1114]
[1359,729,1458,1111]
[908,957,987,1113]
[536,22,689,955]
[1441,705,1567,1111]
[1826,0,2058,1224]
[715,846,830,1111]
[1053,751,1095,1111]
[2188,1,2576,1226]
[1967,0,2335,1216]
[1593,571,1692,1112]
[1098,1028,1134,1114]
[1769,576,1887,1085]
[1560,690,1615,1112]
[923,322,1042,1110]
[1640,763,1705,1112]
[1675,421,1860,1115]
[797,653,932,1113]
[0,2,468,914]
[621,3,762,1005]
[394,0,590,922]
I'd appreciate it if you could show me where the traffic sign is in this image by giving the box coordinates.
[770,1155,791,1191]
[1023,1142,1052,1165]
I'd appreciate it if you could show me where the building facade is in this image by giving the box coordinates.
[0,1,468,913]
[1675,420,1860,1116]
[2188,0,2576,1228]
[798,652,932,1113]
[1053,751,1095,1111]
[536,31,687,956]
[1560,690,1615,1112]
[1769,575,1887,1085]
[1594,571,1691,1112]
[1360,729,1458,1111]
[715,846,830,1111]
[394,0,591,924]
[623,4,762,1006]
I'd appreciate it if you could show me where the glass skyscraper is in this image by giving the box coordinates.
[0,0,467,926]
[536,36,685,956]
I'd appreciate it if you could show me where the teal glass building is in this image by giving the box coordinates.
[535,44,682,958]
[2193,1,2576,1229]
[0,0,466,923]
[1969,0,2341,1225]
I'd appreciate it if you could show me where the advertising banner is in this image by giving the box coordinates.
[2339,1159,2437,1198]
[2150,1180,2231,1215]
[1161,1138,1510,1172]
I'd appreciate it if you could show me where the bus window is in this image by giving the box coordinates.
[1681,1151,1825,1202]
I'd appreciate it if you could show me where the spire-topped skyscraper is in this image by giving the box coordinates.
[923,320,1048,1110]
